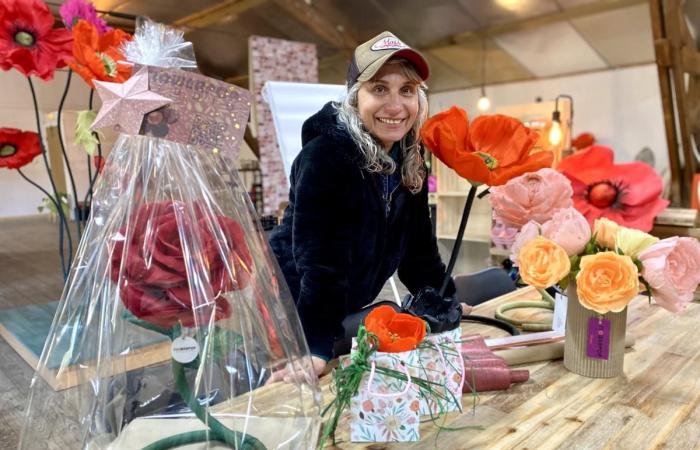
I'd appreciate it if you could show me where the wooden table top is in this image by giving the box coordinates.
[321,286,700,450]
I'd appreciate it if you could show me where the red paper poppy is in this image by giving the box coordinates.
[110,201,253,329]
[364,305,426,353]
[572,132,595,150]
[0,127,41,169]
[0,0,73,80]
[558,145,669,232]
[421,106,553,186]
[67,19,131,88]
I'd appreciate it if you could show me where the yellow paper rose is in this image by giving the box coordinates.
[593,218,619,249]
[576,252,640,314]
[615,227,658,258]
[518,236,571,288]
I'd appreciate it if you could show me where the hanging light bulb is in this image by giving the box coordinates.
[549,110,562,146]
[477,87,491,112]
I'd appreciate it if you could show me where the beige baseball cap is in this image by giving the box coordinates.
[346,31,430,87]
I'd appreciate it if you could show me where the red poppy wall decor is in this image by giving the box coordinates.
[0,127,41,169]
[558,145,669,231]
[0,0,73,80]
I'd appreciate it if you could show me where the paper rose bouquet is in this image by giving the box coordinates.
[497,167,700,376]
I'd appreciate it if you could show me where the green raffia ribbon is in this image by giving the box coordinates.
[319,326,474,448]
[495,287,556,331]
[75,110,100,156]
[123,312,267,450]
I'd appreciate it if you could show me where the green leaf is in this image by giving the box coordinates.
[75,110,100,156]
[559,275,569,291]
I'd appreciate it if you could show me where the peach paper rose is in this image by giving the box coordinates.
[593,218,619,249]
[489,168,573,228]
[509,220,540,266]
[541,207,591,257]
[638,237,700,313]
[518,236,571,288]
[576,252,639,314]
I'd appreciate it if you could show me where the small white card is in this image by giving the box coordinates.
[552,291,568,332]
[171,336,199,363]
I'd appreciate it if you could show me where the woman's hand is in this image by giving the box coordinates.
[266,355,328,384]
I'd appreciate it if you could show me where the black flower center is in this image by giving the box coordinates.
[13,30,35,47]
[0,144,17,157]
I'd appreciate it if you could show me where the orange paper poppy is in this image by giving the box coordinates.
[364,305,426,353]
[421,106,554,186]
[67,19,132,88]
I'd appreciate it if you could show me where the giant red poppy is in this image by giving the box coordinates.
[0,127,41,169]
[421,106,553,186]
[0,0,73,80]
[558,145,669,232]
[110,201,253,329]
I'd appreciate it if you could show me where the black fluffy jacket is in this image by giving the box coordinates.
[269,102,454,360]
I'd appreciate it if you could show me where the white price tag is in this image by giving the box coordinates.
[171,336,199,363]
[552,292,568,332]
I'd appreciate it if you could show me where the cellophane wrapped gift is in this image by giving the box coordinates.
[347,348,420,442]
[20,20,320,450]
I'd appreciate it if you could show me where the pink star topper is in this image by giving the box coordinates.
[91,66,172,134]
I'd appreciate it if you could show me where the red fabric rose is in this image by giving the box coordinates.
[0,0,73,80]
[110,201,253,328]
[0,127,41,169]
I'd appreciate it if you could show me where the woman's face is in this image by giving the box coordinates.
[357,63,420,150]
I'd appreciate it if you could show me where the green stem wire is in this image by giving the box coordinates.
[126,315,267,450]
[494,288,556,331]
[169,360,268,450]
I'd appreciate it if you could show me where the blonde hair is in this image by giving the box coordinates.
[335,59,428,194]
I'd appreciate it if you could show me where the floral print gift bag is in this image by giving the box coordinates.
[349,349,420,442]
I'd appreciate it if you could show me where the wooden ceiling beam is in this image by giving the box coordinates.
[427,0,649,49]
[271,0,358,50]
[172,0,268,31]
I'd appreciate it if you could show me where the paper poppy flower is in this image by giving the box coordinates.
[67,19,131,88]
[421,106,553,186]
[110,201,253,329]
[59,0,111,34]
[364,305,426,353]
[0,127,41,169]
[0,0,73,80]
[558,145,669,232]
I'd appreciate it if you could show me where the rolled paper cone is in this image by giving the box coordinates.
[495,334,636,366]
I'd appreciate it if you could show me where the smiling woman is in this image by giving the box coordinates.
[269,31,461,378]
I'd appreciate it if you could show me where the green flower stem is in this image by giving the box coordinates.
[171,360,267,450]
[141,430,227,450]
[537,287,556,307]
[125,316,266,450]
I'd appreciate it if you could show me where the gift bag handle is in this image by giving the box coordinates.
[430,335,467,393]
[366,361,413,397]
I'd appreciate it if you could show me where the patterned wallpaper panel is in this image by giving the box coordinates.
[248,36,318,214]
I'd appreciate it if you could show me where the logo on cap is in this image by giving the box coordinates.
[370,36,409,51]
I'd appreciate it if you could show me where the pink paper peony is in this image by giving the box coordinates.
[509,220,540,266]
[638,237,700,313]
[489,168,573,228]
[541,207,591,256]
